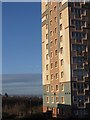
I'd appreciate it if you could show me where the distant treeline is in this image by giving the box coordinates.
[2,95,43,120]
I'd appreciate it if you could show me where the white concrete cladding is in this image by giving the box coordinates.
[59,6,71,82]
[42,25,50,85]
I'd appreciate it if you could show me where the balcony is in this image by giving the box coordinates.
[83,74,89,81]
[71,39,83,44]
[70,14,75,19]
[82,28,88,33]
[77,76,83,82]
[71,51,77,56]
[81,16,88,21]
[77,63,83,69]
[70,27,75,31]
[84,77,89,82]
[77,90,85,95]
[77,51,83,56]
[75,14,81,19]
[72,64,77,69]
[72,77,77,81]
[83,74,89,80]
[84,64,88,71]
[83,39,88,45]
[81,10,86,16]
[84,83,89,90]
[71,51,84,57]
[83,51,88,57]
[85,90,90,95]
[72,63,84,70]
[78,101,85,108]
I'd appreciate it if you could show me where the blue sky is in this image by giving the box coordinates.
[2,2,42,74]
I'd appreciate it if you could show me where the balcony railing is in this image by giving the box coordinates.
[72,77,77,81]
[77,76,83,81]
[81,16,88,21]
[71,51,84,57]
[71,39,83,44]
[83,39,88,44]
[78,89,85,95]
[77,63,83,68]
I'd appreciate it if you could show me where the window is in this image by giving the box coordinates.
[72,20,85,28]
[60,36,63,42]
[73,69,86,77]
[60,24,62,30]
[46,54,48,60]
[46,75,49,80]
[78,83,84,94]
[71,8,74,13]
[51,74,53,80]
[51,85,54,91]
[50,31,53,36]
[45,4,48,10]
[72,32,87,40]
[60,47,63,54]
[51,63,53,69]
[56,96,59,103]
[46,34,48,39]
[54,6,56,11]
[56,85,59,91]
[61,59,63,66]
[85,83,88,89]
[50,41,53,47]
[61,84,64,91]
[46,14,48,19]
[46,64,48,70]
[54,17,57,22]
[46,24,48,29]
[61,96,64,104]
[73,96,77,102]
[51,96,54,103]
[71,20,74,25]
[82,9,86,15]
[61,71,64,78]
[46,96,49,103]
[46,85,49,92]
[60,13,62,19]
[55,39,57,45]
[73,83,77,89]
[55,50,58,55]
[51,52,53,58]
[82,21,86,26]
[75,2,80,6]
[55,28,57,33]
[85,97,89,102]
[46,44,48,49]
[73,57,84,64]
[50,10,52,15]
[55,61,58,67]
[56,73,58,79]
[50,20,52,25]
[59,2,62,7]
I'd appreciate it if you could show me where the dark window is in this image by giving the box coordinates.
[73,83,77,89]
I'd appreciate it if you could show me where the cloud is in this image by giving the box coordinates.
[2,73,42,82]
[2,73,42,95]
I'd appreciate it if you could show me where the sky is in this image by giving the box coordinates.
[2,73,42,95]
[2,2,42,74]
